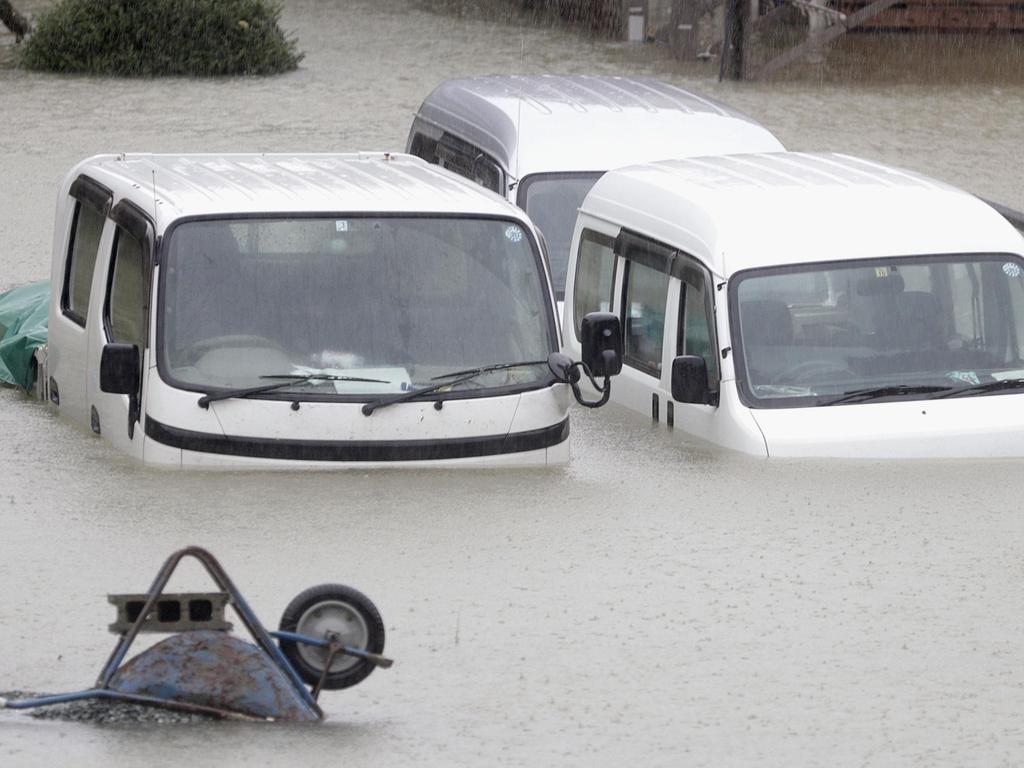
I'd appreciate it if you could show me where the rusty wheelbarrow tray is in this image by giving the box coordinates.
[1,546,392,722]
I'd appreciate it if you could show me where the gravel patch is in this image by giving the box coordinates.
[2,690,215,724]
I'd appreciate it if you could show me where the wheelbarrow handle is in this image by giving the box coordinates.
[341,647,394,669]
[269,630,394,668]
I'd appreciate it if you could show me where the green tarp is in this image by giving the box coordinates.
[0,280,49,390]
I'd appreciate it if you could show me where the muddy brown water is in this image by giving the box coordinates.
[2,1,1024,765]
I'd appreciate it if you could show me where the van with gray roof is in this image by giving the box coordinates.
[406,75,784,303]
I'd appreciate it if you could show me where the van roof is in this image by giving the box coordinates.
[70,152,527,233]
[581,152,1024,277]
[410,75,785,178]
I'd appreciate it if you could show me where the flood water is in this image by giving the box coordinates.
[2,1,1024,765]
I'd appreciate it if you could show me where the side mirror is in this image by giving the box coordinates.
[100,343,140,395]
[551,317,620,409]
[580,312,622,378]
[547,352,580,384]
[671,355,709,404]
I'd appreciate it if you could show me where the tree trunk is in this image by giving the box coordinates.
[719,0,746,79]
[0,0,31,42]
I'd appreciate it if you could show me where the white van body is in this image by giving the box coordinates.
[45,153,570,468]
[406,75,785,303]
[562,152,1024,458]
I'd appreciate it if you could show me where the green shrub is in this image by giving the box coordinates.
[20,0,303,76]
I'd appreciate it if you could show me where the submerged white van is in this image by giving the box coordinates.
[38,152,621,468]
[406,75,785,302]
[562,151,1024,458]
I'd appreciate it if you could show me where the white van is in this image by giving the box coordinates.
[40,152,621,468]
[406,75,785,303]
[562,151,1024,458]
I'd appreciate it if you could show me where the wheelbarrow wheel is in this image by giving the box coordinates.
[278,583,385,690]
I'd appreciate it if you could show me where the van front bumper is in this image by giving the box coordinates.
[142,415,569,467]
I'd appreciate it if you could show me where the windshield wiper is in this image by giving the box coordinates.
[933,377,1024,399]
[429,360,549,381]
[197,373,390,409]
[820,384,952,406]
[362,360,548,416]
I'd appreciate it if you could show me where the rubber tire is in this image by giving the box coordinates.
[278,583,385,691]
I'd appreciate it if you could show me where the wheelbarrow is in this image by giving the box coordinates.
[0,546,392,721]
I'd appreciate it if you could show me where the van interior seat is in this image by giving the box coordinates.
[169,224,255,355]
[874,290,944,350]
[895,291,944,347]
[320,246,407,366]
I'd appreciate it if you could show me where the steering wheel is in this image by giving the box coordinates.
[773,359,856,385]
[181,334,288,366]
[359,341,409,367]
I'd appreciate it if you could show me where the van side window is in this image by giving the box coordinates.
[471,160,502,195]
[573,230,616,339]
[408,132,439,164]
[679,275,719,389]
[61,201,106,326]
[105,226,148,350]
[436,133,504,194]
[622,260,669,377]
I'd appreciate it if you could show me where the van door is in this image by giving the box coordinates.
[87,201,153,458]
[615,232,674,421]
[48,177,112,428]
[666,254,720,440]
[568,228,618,341]
[613,231,721,433]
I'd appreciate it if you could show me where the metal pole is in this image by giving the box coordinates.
[719,0,745,80]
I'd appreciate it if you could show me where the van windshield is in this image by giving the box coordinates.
[732,254,1024,408]
[518,172,602,301]
[159,216,556,398]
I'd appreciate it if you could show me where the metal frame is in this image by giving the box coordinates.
[2,546,337,720]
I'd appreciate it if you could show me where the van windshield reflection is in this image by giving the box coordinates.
[160,216,555,398]
[733,254,1024,407]
[518,172,602,300]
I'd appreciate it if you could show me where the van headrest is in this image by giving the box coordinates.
[856,272,904,296]
[739,299,793,346]
[171,222,241,265]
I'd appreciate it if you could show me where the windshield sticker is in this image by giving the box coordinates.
[946,370,981,386]
[504,225,523,243]
[335,220,349,232]
[1003,262,1021,278]
[874,267,890,277]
